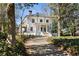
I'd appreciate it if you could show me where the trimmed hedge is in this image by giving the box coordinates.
[50,36,79,46]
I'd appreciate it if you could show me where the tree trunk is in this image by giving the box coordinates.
[57,4,61,37]
[57,19,61,37]
[7,3,16,45]
[0,4,3,32]
[21,17,22,36]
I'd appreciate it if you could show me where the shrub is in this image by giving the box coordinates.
[0,32,7,40]
[0,32,31,56]
[0,38,28,56]
[5,41,28,56]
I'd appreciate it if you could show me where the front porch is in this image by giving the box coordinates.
[36,24,52,36]
[19,24,52,36]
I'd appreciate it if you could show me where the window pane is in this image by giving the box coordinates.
[41,27,42,31]
[40,19,43,22]
[46,20,49,23]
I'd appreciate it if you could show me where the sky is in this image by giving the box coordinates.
[15,3,51,25]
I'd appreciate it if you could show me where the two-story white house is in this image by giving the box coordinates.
[19,11,53,36]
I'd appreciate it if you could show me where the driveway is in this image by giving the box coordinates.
[24,37,68,56]
[24,37,49,46]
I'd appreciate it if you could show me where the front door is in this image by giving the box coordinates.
[44,27,46,32]
[41,26,46,32]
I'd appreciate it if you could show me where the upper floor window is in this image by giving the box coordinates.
[32,19,35,23]
[40,19,43,22]
[46,20,49,23]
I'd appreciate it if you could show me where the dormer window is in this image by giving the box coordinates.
[40,19,43,22]
[46,20,49,23]
[32,19,35,23]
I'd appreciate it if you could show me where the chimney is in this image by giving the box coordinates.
[36,12,39,17]
[29,10,32,16]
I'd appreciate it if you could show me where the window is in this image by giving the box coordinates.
[41,27,43,31]
[32,19,35,23]
[30,27,33,31]
[44,27,46,32]
[46,20,49,23]
[40,19,43,22]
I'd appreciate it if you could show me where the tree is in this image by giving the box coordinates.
[0,4,8,33]
[7,3,16,45]
[61,4,79,36]
[15,3,37,36]
[0,4,3,32]
[49,3,63,36]
[49,3,79,36]
[51,19,57,33]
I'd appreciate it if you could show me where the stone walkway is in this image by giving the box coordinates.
[24,37,68,56]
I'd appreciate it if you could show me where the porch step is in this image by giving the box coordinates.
[44,32,52,37]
